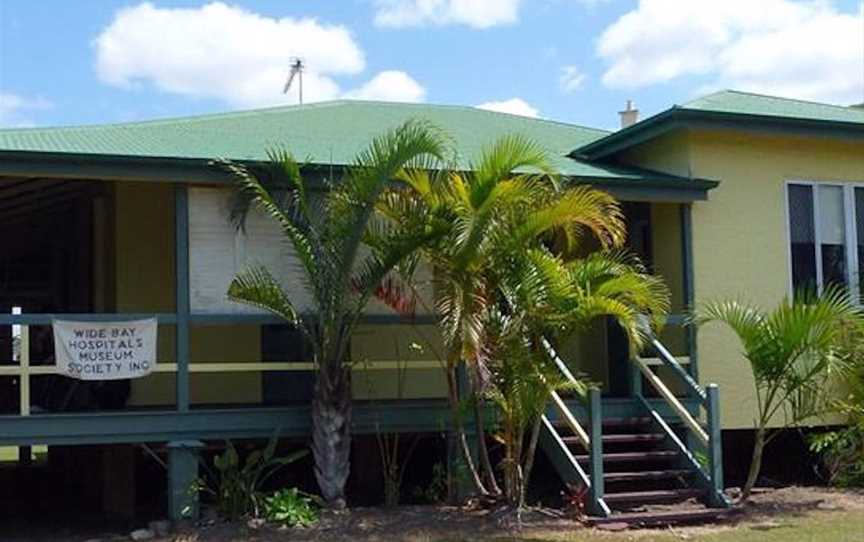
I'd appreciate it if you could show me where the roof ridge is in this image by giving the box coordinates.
[0,99,611,136]
[688,89,861,112]
[0,100,346,134]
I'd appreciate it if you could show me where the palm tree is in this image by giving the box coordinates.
[223,120,450,508]
[376,135,668,498]
[696,288,861,501]
[485,247,669,510]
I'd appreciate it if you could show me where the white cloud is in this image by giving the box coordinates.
[343,70,426,102]
[476,98,539,118]
[559,65,586,93]
[597,0,864,104]
[94,2,427,107]
[373,0,521,28]
[0,92,53,127]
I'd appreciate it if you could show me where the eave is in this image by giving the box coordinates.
[573,108,864,161]
[0,149,718,202]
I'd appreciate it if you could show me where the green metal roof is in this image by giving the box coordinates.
[0,100,713,193]
[683,90,864,125]
[576,90,864,159]
[0,100,610,173]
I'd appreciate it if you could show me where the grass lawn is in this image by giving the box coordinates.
[0,445,47,463]
[438,510,864,542]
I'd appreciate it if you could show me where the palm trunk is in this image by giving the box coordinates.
[445,364,487,497]
[740,426,767,502]
[472,388,501,495]
[502,419,518,505]
[312,360,352,509]
[519,416,543,510]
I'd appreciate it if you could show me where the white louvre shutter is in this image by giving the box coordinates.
[189,187,311,314]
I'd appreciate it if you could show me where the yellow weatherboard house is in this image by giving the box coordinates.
[0,90,861,520]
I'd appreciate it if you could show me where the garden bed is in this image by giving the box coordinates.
[16,486,861,541]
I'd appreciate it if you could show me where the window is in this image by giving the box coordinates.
[786,181,864,299]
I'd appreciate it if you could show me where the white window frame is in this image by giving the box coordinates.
[784,179,864,301]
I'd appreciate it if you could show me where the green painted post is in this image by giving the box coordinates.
[680,203,700,385]
[587,387,605,515]
[167,440,203,520]
[629,359,643,397]
[175,184,190,412]
[705,384,726,507]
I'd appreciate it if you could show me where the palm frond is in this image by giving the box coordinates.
[227,266,304,331]
[326,120,450,298]
[513,186,625,251]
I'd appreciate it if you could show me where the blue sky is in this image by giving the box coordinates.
[1,0,862,130]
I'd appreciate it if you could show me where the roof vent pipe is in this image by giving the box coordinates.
[619,100,639,129]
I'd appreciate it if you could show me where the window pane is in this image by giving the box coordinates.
[788,184,817,294]
[819,185,847,289]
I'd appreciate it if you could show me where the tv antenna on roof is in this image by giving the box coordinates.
[283,57,304,105]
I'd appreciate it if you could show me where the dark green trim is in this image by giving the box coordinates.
[167,441,203,520]
[637,395,718,499]
[0,150,717,201]
[538,417,600,509]
[705,385,729,507]
[680,204,699,384]
[0,398,690,447]
[645,340,705,403]
[575,107,864,160]
[175,184,191,412]
[0,151,234,183]
[587,388,605,515]
[592,183,713,203]
[0,401,453,446]
[0,312,437,326]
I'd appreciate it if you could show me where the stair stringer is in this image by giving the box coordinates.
[539,415,611,517]
[636,395,731,508]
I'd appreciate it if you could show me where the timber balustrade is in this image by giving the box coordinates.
[0,313,442,418]
[540,338,610,517]
[632,330,730,508]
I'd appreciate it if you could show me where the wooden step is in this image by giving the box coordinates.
[575,450,679,464]
[552,417,652,430]
[602,433,665,444]
[562,433,666,447]
[587,507,733,527]
[602,416,652,427]
[603,488,705,505]
[603,469,692,482]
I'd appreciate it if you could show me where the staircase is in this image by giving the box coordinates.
[539,337,732,527]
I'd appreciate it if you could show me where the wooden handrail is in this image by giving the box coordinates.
[0,360,441,376]
[633,356,709,446]
[549,390,590,448]
[542,336,591,447]
[650,338,706,402]
[542,337,582,389]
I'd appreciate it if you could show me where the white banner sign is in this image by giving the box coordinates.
[52,318,158,380]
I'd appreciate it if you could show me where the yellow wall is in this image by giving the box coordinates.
[619,130,693,179]
[651,203,685,314]
[689,131,863,428]
[112,182,446,405]
[113,182,262,406]
[351,323,447,399]
[621,129,864,428]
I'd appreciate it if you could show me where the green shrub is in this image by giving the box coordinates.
[810,323,864,488]
[200,436,308,520]
[263,488,319,527]
[810,425,864,487]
